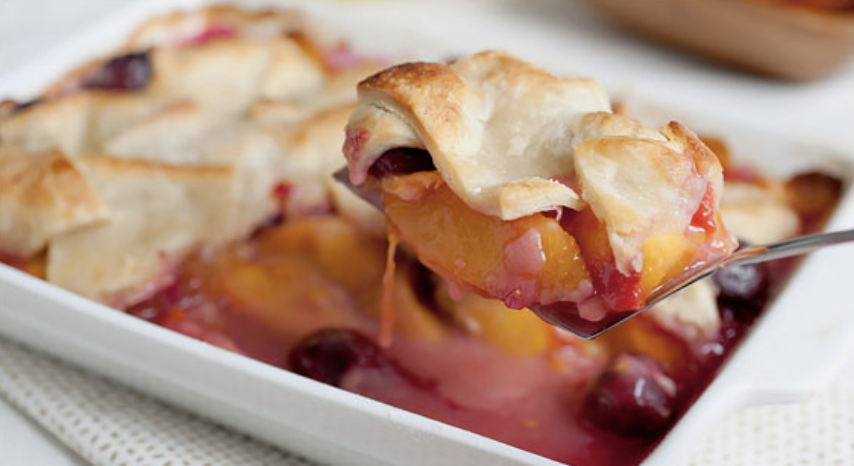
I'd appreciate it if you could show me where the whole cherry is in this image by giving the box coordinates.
[288,328,386,387]
[582,353,677,437]
[82,51,152,91]
[368,148,436,178]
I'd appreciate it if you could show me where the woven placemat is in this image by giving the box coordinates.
[0,338,313,466]
[689,380,854,466]
[1,337,851,466]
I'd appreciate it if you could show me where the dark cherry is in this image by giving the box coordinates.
[288,328,386,387]
[582,353,677,437]
[713,257,770,329]
[540,208,561,219]
[709,260,771,351]
[368,148,435,178]
[82,51,152,91]
[713,261,770,304]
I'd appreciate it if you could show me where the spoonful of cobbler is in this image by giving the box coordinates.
[335,51,850,339]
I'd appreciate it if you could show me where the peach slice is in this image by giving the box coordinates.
[251,217,446,342]
[378,169,734,331]
[381,172,591,311]
[253,217,387,294]
[211,255,361,339]
[442,289,556,357]
[640,233,698,297]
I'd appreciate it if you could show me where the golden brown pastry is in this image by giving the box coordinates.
[343,51,737,320]
[0,149,109,256]
[0,6,384,306]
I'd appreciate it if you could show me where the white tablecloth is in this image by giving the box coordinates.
[2,1,853,465]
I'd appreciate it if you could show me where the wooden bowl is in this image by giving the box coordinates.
[589,0,854,81]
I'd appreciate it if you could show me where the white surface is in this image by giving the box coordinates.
[1,1,854,465]
[0,398,87,466]
[0,339,312,466]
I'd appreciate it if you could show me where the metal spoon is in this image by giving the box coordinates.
[334,168,854,339]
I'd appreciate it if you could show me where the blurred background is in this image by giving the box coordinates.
[2,0,853,148]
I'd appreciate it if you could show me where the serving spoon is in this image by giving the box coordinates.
[334,168,854,339]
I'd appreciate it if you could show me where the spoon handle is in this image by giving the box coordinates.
[729,228,854,267]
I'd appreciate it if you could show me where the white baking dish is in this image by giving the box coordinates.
[2,1,854,465]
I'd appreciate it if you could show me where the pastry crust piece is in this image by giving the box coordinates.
[0,92,166,156]
[148,37,326,112]
[0,5,383,306]
[573,122,717,273]
[103,100,234,163]
[721,180,799,244]
[345,51,730,274]
[46,156,236,306]
[345,51,611,220]
[124,5,324,51]
[34,99,371,306]
[0,149,110,257]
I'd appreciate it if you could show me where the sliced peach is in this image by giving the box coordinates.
[254,217,447,341]
[23,253,47,279]
[640,233,697,297]
[381,172,590,310]
[211,255,361,338]
[253,217,387,294]
[382,171,732,317]
[447,291,556,357]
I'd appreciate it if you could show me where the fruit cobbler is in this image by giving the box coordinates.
[0,6,842,466]
[343,51,738,337]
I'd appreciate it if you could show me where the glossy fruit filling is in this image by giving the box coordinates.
[0,156,841,466]
[97,199,813,466]
[117,215,698,465]
[378,166,734,325]
[381,171,592,310]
